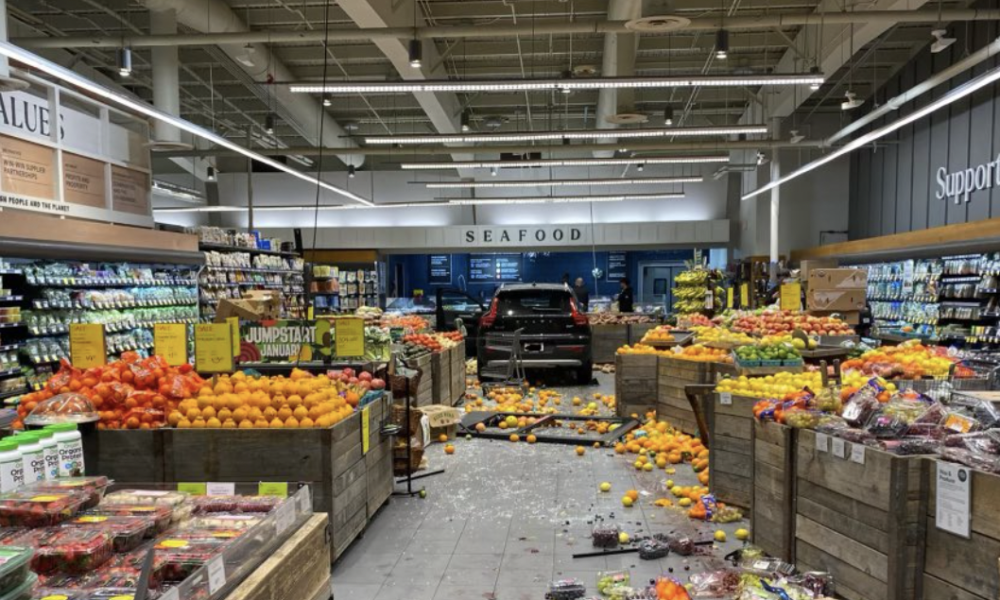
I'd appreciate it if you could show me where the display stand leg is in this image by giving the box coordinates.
[393,376,444,497]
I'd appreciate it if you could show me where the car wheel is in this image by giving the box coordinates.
[576,363,593,385]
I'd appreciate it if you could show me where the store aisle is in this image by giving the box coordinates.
[332,374,747,600]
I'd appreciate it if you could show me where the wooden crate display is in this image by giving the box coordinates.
[655,357,713,435]
[450,340,467,406]
[794,429,929,600]
[593,324,629,363]
[922,460,1000,600]
[364,395,393,520]
[614,353,658,418]
[705,393,756,509]
[432,348,454,405]
[750,420,796,562]
[403,352,433,406]
[628,322,658,346]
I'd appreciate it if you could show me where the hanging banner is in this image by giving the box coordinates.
[0,135,55,199]
[62,153,106,208]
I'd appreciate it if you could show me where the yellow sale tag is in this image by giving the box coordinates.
[69,324,106,368]
[194,323,234,373]
[335,318,365,357]
[362,406,371,455]
[226,317,240,358]
[780,282,802,311]
[740,284,749,307]
[154,323,188,366]
[157,540,189,549]
[258,482,288,498]
[726,288,734,309]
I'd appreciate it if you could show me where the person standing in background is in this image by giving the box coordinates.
[618,277,635,313]
[572,277,590,312]
[561,273,570,287]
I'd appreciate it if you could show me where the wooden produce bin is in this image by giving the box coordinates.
[450,340,466,406]
[364,396,394,520]
[403,352,434,406]
[794,429,929,600]
[432,348,453,405]
[750,420,796,562]
[655,357,715,435]
[705,393,756,508]
[225,513,332,600]
[592,324,629,363]
[614,353,658,418]
[628,322,658,346]
[923,460,1000,600]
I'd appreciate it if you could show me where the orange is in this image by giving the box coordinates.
[475,423,486,433]
[202,406,217,420]
[177,418,192,428]
[509,434,520,442]
[238,419,253,429]
[625,489,639,502]
[191,418,206,429]
[269,417,284,428]
[206,417,222,428]
[263,407,277,420]
[438,434,449,443]
[284,416,300,428]
[277,406,293,421]
[299,417,315,428]
[575,446,585,456]
[167,411,182,426]
[254,419,269,428]
[186,408,201,421]
[526,434,537,444]
[287,395,303,409]
[293,406,309,420]
[232,408,248,422]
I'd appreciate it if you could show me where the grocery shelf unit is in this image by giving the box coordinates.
[308,262,384,317]
[199,243,306,321]
[0,238,204,401]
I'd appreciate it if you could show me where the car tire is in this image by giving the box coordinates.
[576,363,593,385]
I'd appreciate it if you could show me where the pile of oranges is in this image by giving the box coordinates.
[672,344,732,363]
[616,343,674,356]
[614,415,712,498]
[169,368,360,429]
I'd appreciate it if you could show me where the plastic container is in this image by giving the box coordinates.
[152,537,228,582]
[192,496,239,514]
[0,530,25,546]
[596,570,630,596]
[235,496,282,513]
[84,505,172,536]
[33,431,59,482]
[16,434,46,485]
[46,424,85,478]
[101,490,192,522]
[0,442,22,494]
[0,546,33,594]
[28,589,88,600]
[67,515,151,553]
[183,514,262,531]
[0,572,35,600]
[24,394,98,426]
[25,477,110,511]
[9,528,113,574]
[156,528,244,543]
[0,491,89,528]
[546,579,586,600]
[591,523,620,549]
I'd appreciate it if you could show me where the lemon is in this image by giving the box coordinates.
[665,479,675,488]
[735,528,750,541]
[621,496,634,507]
[643,463,654,472]
[618,532,630,544]
[678,498,692,507]
[670,486,684,497]
[714,530,727,542]
[599,482,612,492]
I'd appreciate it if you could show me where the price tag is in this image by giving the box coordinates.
[740,283,749,307]
[334,317,365,357]
[274,499,296,535]
[850,443,866,464]
[831,437,846,458]
[815,432,829,453]
[177,482,207,496]
[362,406,371,455]
[298,488,313,514]
[206,555,226,594]
[258,482,288,498]
[726,287,734,309]
[719,392,733,406]
[194,323,234,373]
[226,317,240,358]
[154,323,188,366]
[780,282,802,311]
[207,482,236,496]
[69,324,106,368]
[936,462,972,538]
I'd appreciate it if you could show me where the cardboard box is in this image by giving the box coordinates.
[807,289,866,312]
[214,299,264,323]
[419,405,461,442]
[808,268,867,290]
[808,310,860,325]
[242,290,282,320]
[799,259,837,281]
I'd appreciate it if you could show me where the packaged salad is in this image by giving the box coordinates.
[10,528,113,574]
[84,505,172,536]
[0,492,90,528]
[67,515,151,553]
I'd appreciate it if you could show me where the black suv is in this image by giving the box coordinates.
[477,284,592,384]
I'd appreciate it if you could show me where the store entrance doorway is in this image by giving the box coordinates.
[639,263,684,312]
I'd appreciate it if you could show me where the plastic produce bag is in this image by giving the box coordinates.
[24,393,99,425]
[688,569,740,598]
[546,579,587,600]
[591,523,620,549]
[638,535,669,560]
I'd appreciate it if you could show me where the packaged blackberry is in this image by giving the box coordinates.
[152,537,228,582]
[192,495,240,514]
[665,534,694,556]
[10,528,113,574]
[878,437,940,456]
[85,505,172,536]
[67,515,152,553]
[591,523,620,549]
[23,477,110,511]
[545,578,586,600]
[0,546,33,594]
[0,492,90,528]
[637,535,669,560]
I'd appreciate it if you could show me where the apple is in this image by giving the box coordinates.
[370,378,386,390]
[348,376,359,384]
[343,368,355,377]
[358,372,373,382]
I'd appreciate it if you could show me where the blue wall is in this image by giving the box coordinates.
[388,250,697,300]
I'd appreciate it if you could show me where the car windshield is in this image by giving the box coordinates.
[497,290,571,315]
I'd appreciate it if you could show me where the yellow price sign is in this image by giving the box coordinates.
[226,317,240,358]
[334,317,365,357]
[726,288,734,309]
[362,406,371,455]
[154,323,188,366]
[194,323,235,373]
[740,283,750,307]
[69,324,106,369]
[780,282,802,311]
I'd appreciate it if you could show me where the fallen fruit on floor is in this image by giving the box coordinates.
[575,446,586,456]
[526,434,537,443]
[438,434,449,443]
[621,496,634,507]
[735,528,749,540]
[599,482,611,492]
[714,530,727,542]
[444,444,455,455]
[509,434,520,442]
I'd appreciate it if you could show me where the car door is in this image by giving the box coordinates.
[435,288,485,356]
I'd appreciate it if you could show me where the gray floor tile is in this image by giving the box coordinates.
[433,583,498,600]
[393,552,454,573]
[372,583,438,600]
[448,552,504,572]
[405,537,460,555]
[493,585,551,600]
[332,583,382,600]
[495,567,552,588]
[332,553,399,584]
[500,551,554,571]
[440,567,501,587]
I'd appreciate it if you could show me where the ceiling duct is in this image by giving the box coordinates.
[594,0,643,158]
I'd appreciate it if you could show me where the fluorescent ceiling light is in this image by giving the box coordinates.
[290,73,824,94]
[0,41,372,207]
[425,176,703,189]
[402,156,728,170]
[152,181,205,203]
[742,64,1000,201]
[449,193,685,205]
[154,202,452,213]
[365,125,768,145]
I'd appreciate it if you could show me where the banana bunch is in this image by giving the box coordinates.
[675,270,709,286]
[672,286,707,300]
[673,299,706,313]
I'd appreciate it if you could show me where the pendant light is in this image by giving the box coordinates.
[116,47,132,78]
[715,30,729,60]
[664,106,674,126]
[264,113,276,135]
[408,39,423,68]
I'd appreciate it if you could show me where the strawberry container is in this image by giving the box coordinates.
[85,505,172,536]
[30,589,88,600]
[0,530,25,546]
[157,528,244,543]
[67,515,151,553]
[24,477,110,510]
[184,515,262,531]
[235,496,282,513]
[152,537,228,582]
[0,492,90,528]
[192,496,240,514]
[11,527,113,574]
[0,546,33,594]
[0,573,35,600]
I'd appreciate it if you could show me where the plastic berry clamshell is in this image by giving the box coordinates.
[152,537,228,582]
[235,496,282,514]
[0,530,26,546]
[84,589,142,600]
[84,505,173,536]
[161,528,245,543]
[10,528,113,575]
[67,515,151,553]
[0,492,90,528]
[24,477,111,511]
[100,490,193,523]
[183,515,262,531]
[29,588,89,600]
[0,572,35,600]
[192,496,240,514]
[0,546,33,594]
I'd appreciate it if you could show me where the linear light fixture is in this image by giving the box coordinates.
[155,202,453,214]
[424,176,703,189]
[402,156,728,170]
[291,73,824,95]
[448,193,685,205]
[0,41,373,207]
[742,64,1000,201]
[364,125,767,145]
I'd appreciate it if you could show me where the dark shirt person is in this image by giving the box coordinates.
[618,278,635,313]
[572,277,590,312]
